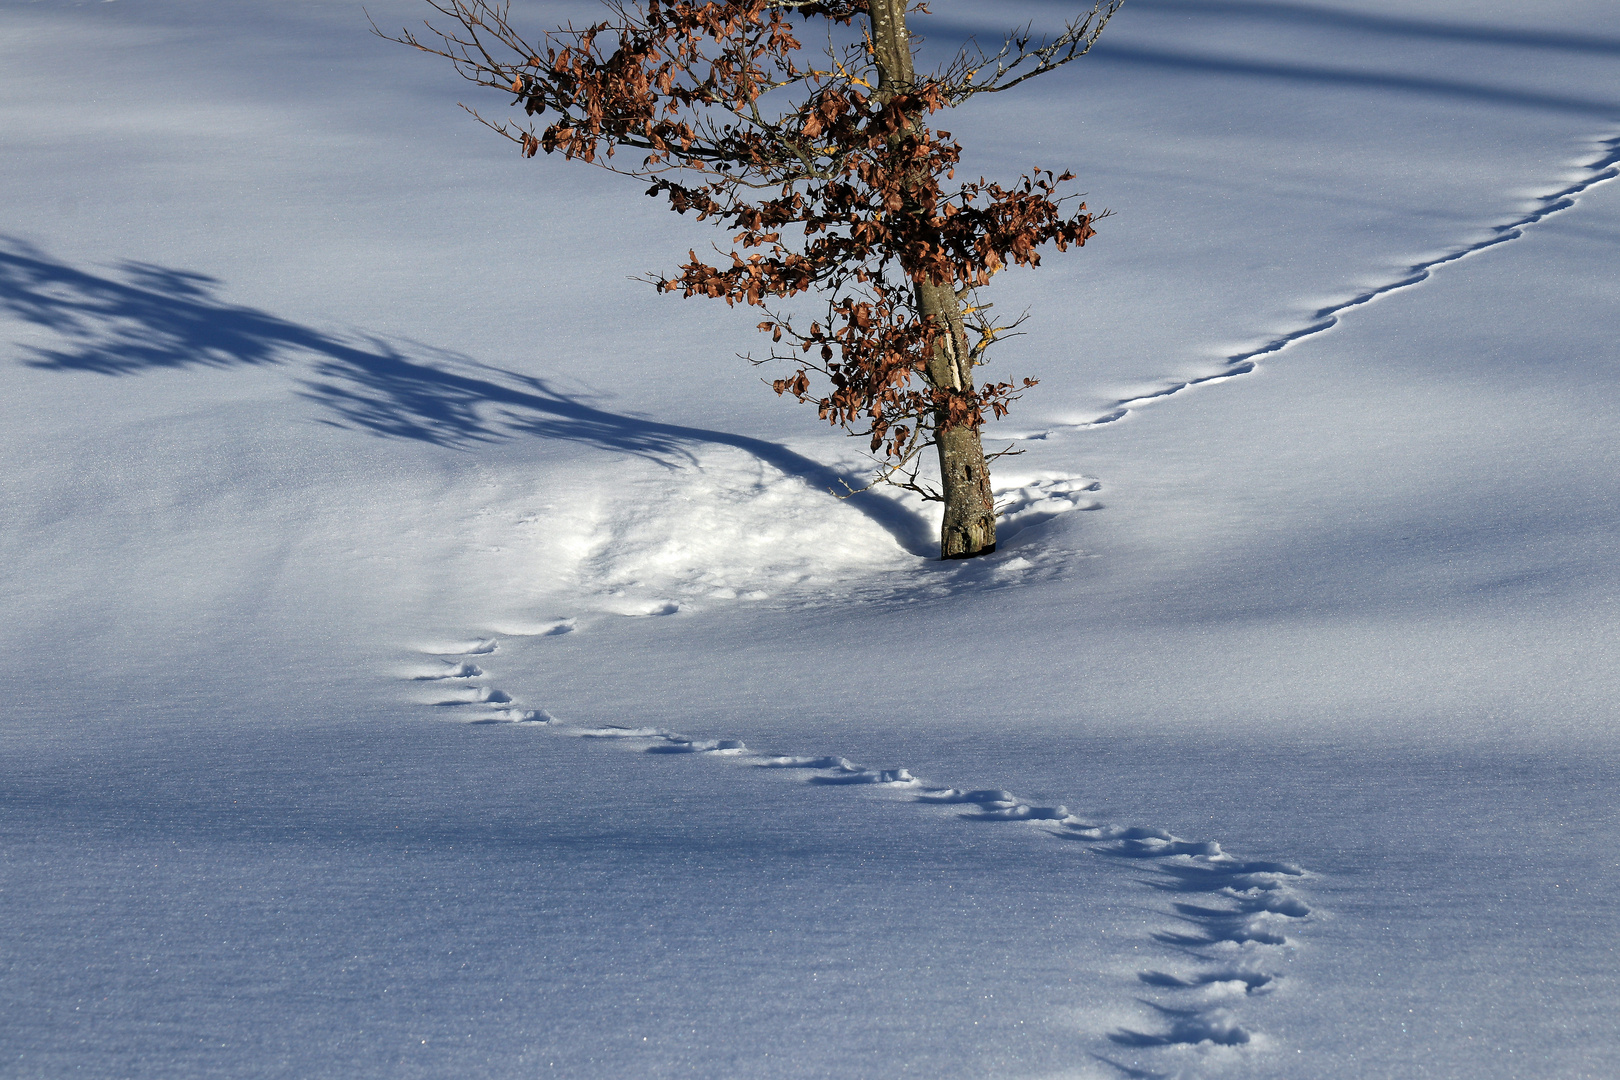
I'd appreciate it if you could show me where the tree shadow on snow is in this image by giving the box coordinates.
[1084,45,1620,118]
[1104,0,1620,58]
[0,237,935,555]
[936,2,1620,118]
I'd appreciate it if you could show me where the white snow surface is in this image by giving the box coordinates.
[3,1,1618,1078]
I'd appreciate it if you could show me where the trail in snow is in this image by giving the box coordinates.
[374,129,1620,1075]
[373,141,1620,1058]
[399,636,1315,1061]
[1071,132,1620,429]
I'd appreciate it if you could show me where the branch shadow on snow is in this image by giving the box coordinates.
[932,3,1620,118]
[1105,0,1620,58]
[0,237,935,556]
[1089,1053,1172,1080]
[1084,45,1620,119]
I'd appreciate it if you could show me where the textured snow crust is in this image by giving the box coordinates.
[3,2,1619,1078]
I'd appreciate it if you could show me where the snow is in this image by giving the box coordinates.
[2,1,1618,1077]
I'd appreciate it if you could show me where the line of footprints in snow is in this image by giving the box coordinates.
[1065,133,1620,431]
[394,130,1620,1066]
[407,636,1316,1057]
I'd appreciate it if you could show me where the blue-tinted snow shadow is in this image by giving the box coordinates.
[1085,45,1620,119]
[0,237,935,556]
[1090,1054,1171,1080]
[1107,1001,1251,1047]
[1097,0,1620,58]
[925,3,1620,119]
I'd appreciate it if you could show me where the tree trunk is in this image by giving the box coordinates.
[869,0,998,559]
[915,278,997,558]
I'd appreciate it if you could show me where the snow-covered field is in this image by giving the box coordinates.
[3,1,1618,1077]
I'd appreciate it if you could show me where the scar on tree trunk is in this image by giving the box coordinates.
[936,421,996,558]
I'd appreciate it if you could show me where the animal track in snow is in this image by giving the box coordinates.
[465,708,551,725]
[404,641,548,723]
[487,618,575,637]
[995,474,1104,542]
[409,661,483,681]
[808,766,919,786]
[606,722,1311,1049]
[417,637,498,656]
[1108,1004,1254,1049]
[1138,966,1276,994]
[368,125,1620,1068]
[397,634,1319,1060]
[573,726,752,756]
[756,754,860,770]
[920,788,1074,819]
[431,686,513,706]
[647,737,749,755]
[1076,132,1620,429]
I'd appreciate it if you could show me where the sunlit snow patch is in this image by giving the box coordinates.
[555,448,921,614]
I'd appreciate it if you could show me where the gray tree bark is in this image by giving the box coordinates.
[869,0,998,559]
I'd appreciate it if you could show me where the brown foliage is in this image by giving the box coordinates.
[382,0,1120,496]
